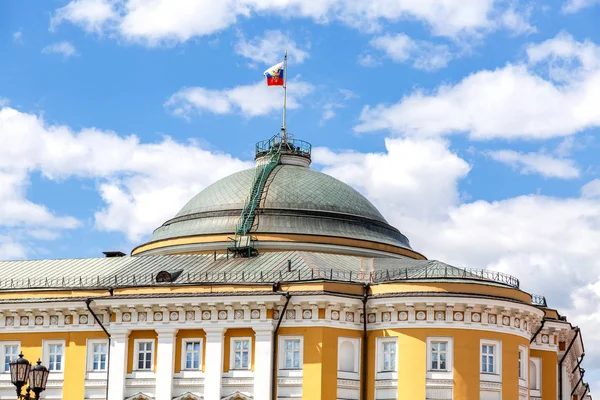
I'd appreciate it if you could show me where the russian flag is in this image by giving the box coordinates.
[264,62,285,86]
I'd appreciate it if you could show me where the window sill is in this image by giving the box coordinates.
[480,373,501,383]
[175,370,204,378]
[224,370,253,378]
[127,371,156,379]
[427,370,453,380]
[278,369,303,378]
[47,372,64,380]
[376,371,398,380]
[338,371,359,380]
[530,389,541,397]
[85,372,107,380]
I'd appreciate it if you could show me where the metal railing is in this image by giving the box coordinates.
[255,134,311,160]
[0,266,520,290]
[531,294,548,307]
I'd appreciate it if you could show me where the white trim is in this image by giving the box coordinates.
[278,335,303,377]
[133,339,154,371]
[518,345,528,388]
[337,337,360,380]
[86,339,109,372]
[426,337,453,380]
[181,338,203,371]
[229,337,252,371]
[376,337,398,381]
[480,339,502,383]
[43,339,66,374]
[0,341,20,374]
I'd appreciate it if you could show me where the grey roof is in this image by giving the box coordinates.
[0,252,519,290]
[149,165,412,250]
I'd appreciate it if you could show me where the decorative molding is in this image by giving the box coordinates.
[222,377,253,387]
[277,377,303,386]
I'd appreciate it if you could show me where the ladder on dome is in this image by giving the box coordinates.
[228,134,284,257]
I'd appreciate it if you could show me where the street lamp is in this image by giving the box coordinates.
[9,354,49,399]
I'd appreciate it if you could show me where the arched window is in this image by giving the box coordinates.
[339,340,356,372]
[529,360,537,390]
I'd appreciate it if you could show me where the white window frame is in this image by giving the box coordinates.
[229,337,252,371]
[376,337,398,381]
[86,339,109,373]
[181,338,203,371]
[337,337,360,379]
[480,339,501,383]
[0,342,20,374]
[530,357,542,396]
[43,340,66,374]
[426,337,453,380]
[518,345,528,388]
[278,336,303,377]
[133,339,154,372]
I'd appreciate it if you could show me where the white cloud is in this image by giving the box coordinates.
[582,180,600,199]
[487,150,580,179]
[165,79,314,119]
[563,0,600,13]
[51,0,117,33]
[313,137,471,219]
[0,236,26,260]
[12,31,23,43]
[41,41,79,58]
[0,106,251,244]
[51,0,526,46]
[355,32,600,140]
[0,98,9,107]
[368,33,453,71]
[235,30,310,65]
[498,7,536,35]
[357,54,381,67]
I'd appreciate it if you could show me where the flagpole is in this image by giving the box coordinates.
[282,50,288,142]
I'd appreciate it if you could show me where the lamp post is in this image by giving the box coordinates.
[9,354,49,399]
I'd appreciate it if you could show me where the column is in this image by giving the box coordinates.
[107,329,130,400]
[253,325,275,399]
[204,327,225,400]
[155,328,178,400]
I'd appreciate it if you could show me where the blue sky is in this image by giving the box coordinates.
[1,0,600,391]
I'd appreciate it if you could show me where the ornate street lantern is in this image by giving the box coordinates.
[9,353,31,396]
[9,354,49,399]
[28,360,49,397]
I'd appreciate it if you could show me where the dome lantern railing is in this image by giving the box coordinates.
[255,132,311,161]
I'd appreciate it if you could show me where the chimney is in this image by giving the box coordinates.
[102,251,126,258]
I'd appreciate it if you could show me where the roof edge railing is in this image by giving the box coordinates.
[0,266,521,291]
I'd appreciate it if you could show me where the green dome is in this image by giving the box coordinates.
[145,164,414,254]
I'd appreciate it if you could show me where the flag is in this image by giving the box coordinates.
[263,62,285,86]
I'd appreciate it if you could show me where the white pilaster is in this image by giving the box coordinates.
[253,325,275,400]
[155,328,178,400]
[108,329,130,400]
[204,327,225,400]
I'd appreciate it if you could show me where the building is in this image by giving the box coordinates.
[0,134,592,400]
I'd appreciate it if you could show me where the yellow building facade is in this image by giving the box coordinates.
[0,135,591,400]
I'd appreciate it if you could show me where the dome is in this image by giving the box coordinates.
[133,143,423,259]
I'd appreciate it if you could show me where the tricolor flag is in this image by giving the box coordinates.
[263,62,285,86]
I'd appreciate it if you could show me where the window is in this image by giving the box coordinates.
[518,346,527,383]
[87,340,108,372]
[481,344,495,373]
[431,341,447,370]
[1,343,19,373]
[338,338,360,373]
[530,357,542,394]
[182,339,202,370]
[43,341,65,372]
[377,338,398,372]
[282,338,302,369]
[480,339,501,383]
[135,340,154,371]
[231,338,251,370]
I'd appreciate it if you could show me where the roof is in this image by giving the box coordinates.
[147,164,412,251]
[0,252,520,290]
